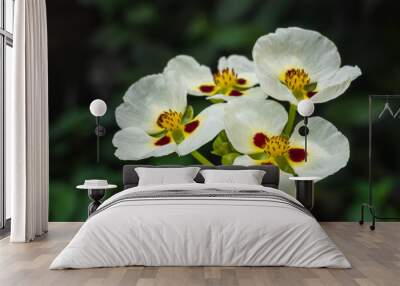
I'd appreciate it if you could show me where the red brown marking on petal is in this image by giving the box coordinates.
[199,85,215,93]
[184,120,199,133]
[289,148,306,162]
[229,90,243,96]
[307,91,317,98]
[154,136,171,146]
[236,78,247,85]
[261,162,273,166]
[253,133,268,149]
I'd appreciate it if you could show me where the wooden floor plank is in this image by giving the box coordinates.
[0,222,399,286]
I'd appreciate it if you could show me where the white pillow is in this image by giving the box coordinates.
[200,169,266,185]
[135,167,201,186]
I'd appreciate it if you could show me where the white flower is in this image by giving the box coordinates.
[253,27,361,105]
[113,72,225,160]
[225,99,350,180]
[164,55,266,101]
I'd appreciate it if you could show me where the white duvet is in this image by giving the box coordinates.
[50,183,350,269]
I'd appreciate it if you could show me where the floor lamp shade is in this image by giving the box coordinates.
[89,99,107,163]
[297,99,315,163]
[90,99,107,117]
[297,99,315,117]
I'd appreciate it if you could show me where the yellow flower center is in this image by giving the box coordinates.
[213,68,239,88]
[252,133,307,166]
[198,68,248,96]
[156,109,182,131]
[281,68,317,100]
[284,68,310,92]
[264,135,290,157]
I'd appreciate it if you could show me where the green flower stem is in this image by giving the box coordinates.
[282,104,297,137]
[191,151,214,166]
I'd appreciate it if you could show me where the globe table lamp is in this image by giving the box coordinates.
[297,99,315,162]
[89,99,107,163]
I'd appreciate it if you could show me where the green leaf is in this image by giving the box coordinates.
[292,90,303,100]
[232,86,248,91]
[274,155,296,175]
[212,131,234,156]
[124,4,156,25]
[249,152,268,160]
[222,153,240,165]
[171,129,185,144]
[181,105,194,124]
[149,129,167,138]
[220,130,229,141]
[214,0,256,24]
[209,98,225,104]
[209,25,259,49]
[217,86,228,94]
[304,82,317,91]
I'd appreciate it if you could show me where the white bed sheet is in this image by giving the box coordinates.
[50,183,350,269]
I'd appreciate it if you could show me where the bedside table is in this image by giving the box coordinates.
[77,180,117,216]
[289,177,320,210]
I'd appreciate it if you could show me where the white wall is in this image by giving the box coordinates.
[5,35,13,220]
[4,0,14,220]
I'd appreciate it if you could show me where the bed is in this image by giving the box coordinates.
[50,165,350,269]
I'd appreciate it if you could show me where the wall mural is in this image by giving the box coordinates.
[113,27,361,193]
[47,1,400,222]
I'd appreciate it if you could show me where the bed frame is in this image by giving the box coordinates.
[122,165,280,189]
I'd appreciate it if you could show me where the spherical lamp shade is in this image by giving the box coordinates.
[297,99,315,117]
[89,99,107,117]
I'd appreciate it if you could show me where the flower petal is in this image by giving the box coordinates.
[233,156,296,197]
[311,66,362,104]
[177,104,225,156]
[289,116,350,179]
[218,55,258,86]
[225,99,288,154]
[255,68,297,103]
[278,171,296,198]
[113,127,177,160]
[233,155,257,166]
[243,86,268,99]
[164,55,214,96]
[253,27,348,104]
[207,86,267,102]
[115,102,153,131]
[218,55,254,73]
[117,72,187,133]
[253,27,341,80]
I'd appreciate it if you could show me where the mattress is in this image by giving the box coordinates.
[50,183,350,269]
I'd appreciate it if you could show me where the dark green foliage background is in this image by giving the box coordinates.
[47,0,400,221]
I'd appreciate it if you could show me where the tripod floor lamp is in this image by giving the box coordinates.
[89,99,107,163]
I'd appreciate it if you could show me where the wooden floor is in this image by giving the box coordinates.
[0,222,399,286]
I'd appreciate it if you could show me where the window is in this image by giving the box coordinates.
[0,0,14,231]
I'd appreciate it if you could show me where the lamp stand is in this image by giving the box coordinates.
[94,117,106,163]
[298,117,309,162]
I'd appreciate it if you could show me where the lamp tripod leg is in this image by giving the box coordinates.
[304,117,308,162]
[370,207,376,230]
[96,116,100,163]
[359,204,364,225]
[97,133,99,163]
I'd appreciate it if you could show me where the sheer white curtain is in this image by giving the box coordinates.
[6,0,49,242]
